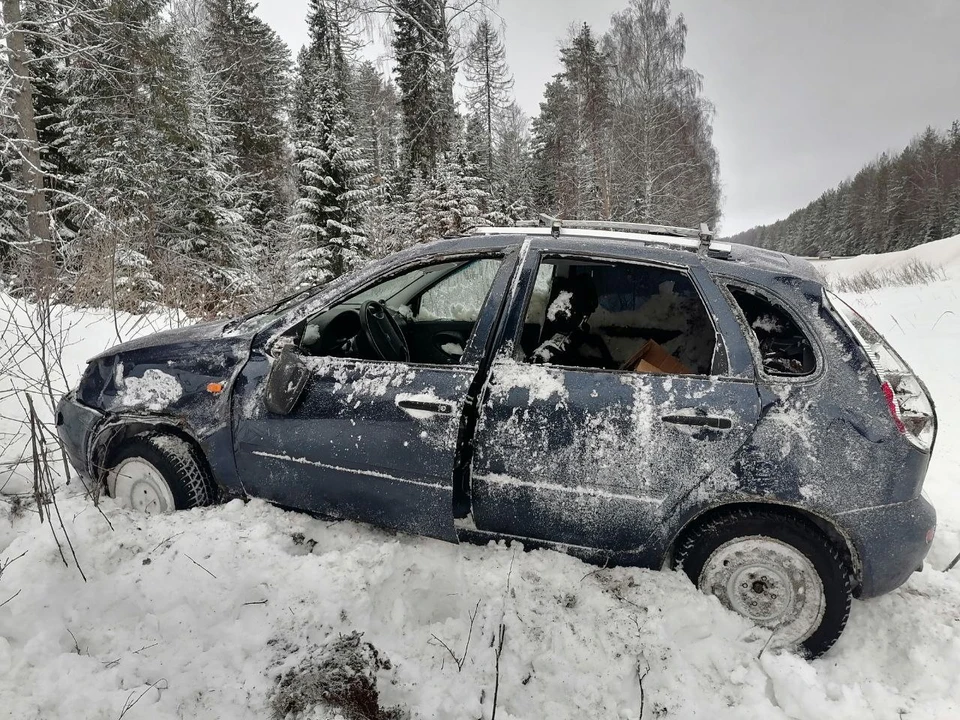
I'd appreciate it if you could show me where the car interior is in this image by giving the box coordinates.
[520,259,718,375]
[293,257,504,365]
[728,286,816,376]
[288,255,724,376]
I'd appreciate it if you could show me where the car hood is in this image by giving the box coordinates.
[90,319,247,361]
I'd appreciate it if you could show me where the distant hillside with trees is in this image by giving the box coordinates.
[727,123,960,256]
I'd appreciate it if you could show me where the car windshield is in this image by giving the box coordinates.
[349,269,427,305]
[224,286,318,334]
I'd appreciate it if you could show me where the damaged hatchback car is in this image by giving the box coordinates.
[57,217,938,658]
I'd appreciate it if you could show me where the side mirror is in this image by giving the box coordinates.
[264,347,310,416]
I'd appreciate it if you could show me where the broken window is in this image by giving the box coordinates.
[729,287,816,376]
[520,258,717,375]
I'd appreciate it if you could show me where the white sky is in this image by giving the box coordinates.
[254,0,960,235]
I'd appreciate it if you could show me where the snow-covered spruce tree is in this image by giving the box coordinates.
[61,0,232,311]
[22,0,80,251]
[167,0,261,314]
[413,143,492,242]
[201,0,292,233]
[462,17,513,191]
[60,0,172,308]
[349,60,402,187]
[392,0,456,181]
[530,76,573,217]
[0,57,25,270]
[493,102,534,223]
[290,0,375,288]
[530,23,610,220]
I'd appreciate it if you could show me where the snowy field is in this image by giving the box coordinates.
[1,239,960,719]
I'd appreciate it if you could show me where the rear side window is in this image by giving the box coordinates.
[729,287,816,377]
[519,258,717,375]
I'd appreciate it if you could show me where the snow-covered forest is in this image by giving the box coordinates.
[728,122,960,256]
[0,0,721,316]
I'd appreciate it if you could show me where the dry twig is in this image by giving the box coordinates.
[429,598,481,672]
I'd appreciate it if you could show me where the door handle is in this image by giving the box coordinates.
[397,398,455,416]
[661,414,733,430]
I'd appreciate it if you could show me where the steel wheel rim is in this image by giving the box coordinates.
[108,458,176,514]
[698,536,825,647]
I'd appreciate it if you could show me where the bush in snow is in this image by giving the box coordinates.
[831,259,946,293]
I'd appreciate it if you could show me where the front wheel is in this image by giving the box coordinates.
[106,433,216,514]
[675,509,852,658]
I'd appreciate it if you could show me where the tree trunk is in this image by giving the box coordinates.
[4,0,55,292]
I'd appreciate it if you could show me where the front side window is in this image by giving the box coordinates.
[729,286,816,376]
[417,259,502,322]
[519,258,717,375]
[295,257,503,365]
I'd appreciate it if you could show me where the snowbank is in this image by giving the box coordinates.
[2,494,958,719]
[1,267,960,718]
[813,233,960,280]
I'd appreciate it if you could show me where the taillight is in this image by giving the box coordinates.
[881,381,905,434]
[824,290,936,452]
[880,372,936,450]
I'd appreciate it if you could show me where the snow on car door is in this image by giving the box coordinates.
[234,358,476,541]
[468,248,761,555]
[233,253,520,542]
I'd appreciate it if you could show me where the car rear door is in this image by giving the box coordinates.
[469,240,762,554]
[231,251,519,542]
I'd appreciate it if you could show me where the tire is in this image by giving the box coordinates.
[106,433,217,514]
[675,509,852,658]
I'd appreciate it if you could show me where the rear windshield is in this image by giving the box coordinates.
[729,287,816,376]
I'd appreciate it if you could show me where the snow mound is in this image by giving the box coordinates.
[813,233,960,280]
[3,496,958,719]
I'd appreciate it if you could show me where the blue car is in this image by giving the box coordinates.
[57,219,937,657]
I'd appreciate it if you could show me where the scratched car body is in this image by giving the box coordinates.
[57,224,938,657]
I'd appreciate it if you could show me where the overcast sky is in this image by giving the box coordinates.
[254,0,960,235]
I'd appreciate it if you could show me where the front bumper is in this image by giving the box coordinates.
[56,391,105,479]
[839,493,937,598]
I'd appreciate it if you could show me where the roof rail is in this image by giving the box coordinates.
[537,213,712,241]
[472,214,731,259]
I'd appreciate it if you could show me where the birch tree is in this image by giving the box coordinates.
[602,0,720,227]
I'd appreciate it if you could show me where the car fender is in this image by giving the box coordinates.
[84,335,252,495]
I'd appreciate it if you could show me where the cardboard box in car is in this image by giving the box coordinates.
[630,339,691,375]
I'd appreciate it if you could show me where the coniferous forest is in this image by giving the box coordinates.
[0,0,720,315]
[727,123,960,256]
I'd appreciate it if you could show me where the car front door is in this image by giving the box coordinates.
[232,252,518,541]
[469,242,762,556]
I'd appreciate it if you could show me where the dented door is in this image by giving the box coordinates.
[230,248,523,542]
[469,241,762,555]
[233,356,475,541]
[471,362,760,553]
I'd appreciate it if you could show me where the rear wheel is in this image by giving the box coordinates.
[106,434,216,514]
[675,509,851,658]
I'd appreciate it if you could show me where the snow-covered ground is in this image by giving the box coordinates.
[1,240,960,719]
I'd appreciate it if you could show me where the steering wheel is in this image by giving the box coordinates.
[359,300,410,362]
